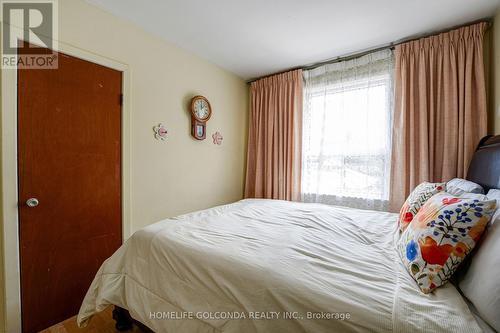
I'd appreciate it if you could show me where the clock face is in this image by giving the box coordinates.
[193,98,210,121]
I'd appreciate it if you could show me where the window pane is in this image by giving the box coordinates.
[302,49,393,211]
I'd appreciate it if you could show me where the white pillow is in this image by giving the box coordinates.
[446,178,484,195]
[487,189,500,225]
[459,189,500,331]
[486,189,500,203]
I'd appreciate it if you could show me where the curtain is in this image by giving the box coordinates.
[244,69,303,201]
[389,22,488,212]
[302,49,394,211]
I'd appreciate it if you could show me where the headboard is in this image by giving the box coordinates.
[466,135,500,192]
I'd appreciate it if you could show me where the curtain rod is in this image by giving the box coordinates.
[246,18,493,84]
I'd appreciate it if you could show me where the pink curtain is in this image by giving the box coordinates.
[245,69,303,201]
[389,22,488,212]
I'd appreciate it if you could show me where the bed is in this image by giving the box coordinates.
[77,135,500,333]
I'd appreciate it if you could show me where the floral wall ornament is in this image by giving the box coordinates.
[212,131,223,145]
[153,123,168,141]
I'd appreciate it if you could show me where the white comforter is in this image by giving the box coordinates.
[78,199,482,332]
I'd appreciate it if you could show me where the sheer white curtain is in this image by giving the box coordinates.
[301,49,394,211]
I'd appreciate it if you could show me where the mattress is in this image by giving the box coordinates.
[78,199,483,332]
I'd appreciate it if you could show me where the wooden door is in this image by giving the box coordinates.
[18,47,123,333]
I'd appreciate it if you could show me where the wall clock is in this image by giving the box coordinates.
[190,95,212,140]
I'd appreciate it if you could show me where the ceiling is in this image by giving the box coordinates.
[87,0,500,80]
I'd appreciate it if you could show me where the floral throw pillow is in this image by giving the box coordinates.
[397,192,496,293]
[398,182,446,232]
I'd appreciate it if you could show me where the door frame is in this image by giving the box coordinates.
[1,39,132,332]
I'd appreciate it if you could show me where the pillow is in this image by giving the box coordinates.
[446,178,484,196]
[486,188,500,203]
[459,189,500,331]
[397,192,496,293]
[457,192,488,201]
[398,182,445,232]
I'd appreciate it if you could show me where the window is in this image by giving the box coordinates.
[301,50,394,211]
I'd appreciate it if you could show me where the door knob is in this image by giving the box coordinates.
[26,198,39,207]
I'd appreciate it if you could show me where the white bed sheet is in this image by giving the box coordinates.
[78,199,482,332]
